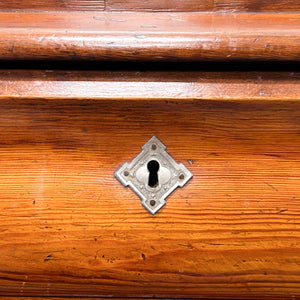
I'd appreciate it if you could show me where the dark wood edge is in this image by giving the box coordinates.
[0,12,299,62]
[0,70,299,100]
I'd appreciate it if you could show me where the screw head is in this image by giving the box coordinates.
[151,144,157,150]
[150,200,156,206]
[124,171,129,177]
[179,173,185,180]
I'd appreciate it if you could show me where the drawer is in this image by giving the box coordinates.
[0,70,299,298]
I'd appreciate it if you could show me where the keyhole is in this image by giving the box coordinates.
[147,160,160,188]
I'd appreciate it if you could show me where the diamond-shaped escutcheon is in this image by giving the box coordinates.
[115,136,193,214]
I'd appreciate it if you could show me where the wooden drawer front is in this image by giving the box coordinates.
[0,71,299,299]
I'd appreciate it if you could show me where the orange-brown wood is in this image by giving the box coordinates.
[0,71,299,298]
[0,298,130,300]
[0,0,105,11]
[0,12,299,61]
[107,0,300,12]
[1,0,299,12]
[0,70,299,101]
[106,0,212,12]
[213,0,300,12]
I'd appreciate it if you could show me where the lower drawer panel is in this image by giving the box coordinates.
[0,94,299,297]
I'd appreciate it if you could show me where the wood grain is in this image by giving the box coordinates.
[0,70,299,101]
[213,0,300,12]
[0,0,105,11]
[107,0,300,12]
[0,0,299,12]
[106,0,212,12]
[0,12,299,61]
[0,71,299,298]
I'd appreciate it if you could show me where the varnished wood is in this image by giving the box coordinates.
[0,12,299,61]
[213,0,300,12]
[0,298,123,300]
[108,0,300,12]
[1,0,299,12]
[0,70,299,101]
[0,71,299,298]
[0,0,105,11]
[106,0,212,12]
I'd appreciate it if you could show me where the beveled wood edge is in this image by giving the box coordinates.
[0,297,295,300]
[0,12,299,61]
[0,70,299,100]
[1,0,300,13]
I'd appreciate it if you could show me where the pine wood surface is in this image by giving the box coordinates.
[0,71,299,298]
[0,70,299,101]
[106,0,212,12]
[0,0,105,11]
[213,0,300,12]
[0,12,299,61]
[0,0,299,12]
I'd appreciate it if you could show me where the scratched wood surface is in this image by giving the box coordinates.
[0,12,299,61]
[1,0,299,12]
[106,0,212,12]
[0,71,299,298]
[0,70,299,101]
[213,0,300,12]
[0,0,105,11]
[108,0,300,12]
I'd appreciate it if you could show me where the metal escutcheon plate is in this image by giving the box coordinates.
[115,136,193,214]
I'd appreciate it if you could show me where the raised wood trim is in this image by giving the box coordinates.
[0,70,299,101]
[0,0,105,12]
[213,0,300,12]
[107,0,300,12]
[0,12,299,61]
[106,0,212,12]
[1,0,299,13]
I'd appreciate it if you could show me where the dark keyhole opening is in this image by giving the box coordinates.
[147,160,160,188]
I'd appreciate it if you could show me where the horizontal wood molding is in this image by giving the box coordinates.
[0,0,299,12]
[107,0,300,12]
[0,12,299,62]
[0,70,299,101]
[106,0,212,12]
[0,0,105,12]
[213,0,300,12]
